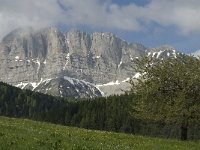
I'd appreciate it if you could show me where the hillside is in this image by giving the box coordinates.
[0,116,199,150]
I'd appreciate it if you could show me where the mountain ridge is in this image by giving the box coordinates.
[0,27,178,97]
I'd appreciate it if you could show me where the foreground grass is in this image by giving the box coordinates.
[0,116,199,150]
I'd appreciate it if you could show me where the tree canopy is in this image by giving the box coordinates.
[130,54,200,140]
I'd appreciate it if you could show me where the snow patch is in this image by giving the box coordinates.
[133,73,141,78]
[152,52,156,57]
[43,78,52,85]
[130,55,133,61]
[15,82,28,89]
[92,55,101,59]
[96,80,120,87]
[30,82,38,90]
[43,60,47,65]
[156,51,163,58]
[45,87,52,91]
[118,61,122,68]
[64,76,104,96]
[147,52,151,57]
[172,49,177,58]
[31,78,43,90]
[36,59,40,67]
[15,78,53,91]
[64,76,74,85]
[15,56,20,61]
[122,78,130,83]
[59,90,63,97]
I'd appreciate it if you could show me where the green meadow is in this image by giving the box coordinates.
[0,116,199,150]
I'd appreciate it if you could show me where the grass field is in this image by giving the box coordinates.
[0,116,199,150]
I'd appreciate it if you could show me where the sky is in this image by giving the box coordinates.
[0,0,200,54]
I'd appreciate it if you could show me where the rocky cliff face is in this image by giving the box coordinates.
[0,27,178,97]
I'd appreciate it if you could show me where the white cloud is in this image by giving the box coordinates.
[59,0,142,30]
[0,0,65,39]
[0,0,200,40]
[143,0,200,35]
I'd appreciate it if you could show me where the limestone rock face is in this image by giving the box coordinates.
[0,27,178,98]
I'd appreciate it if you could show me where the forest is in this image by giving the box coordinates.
[0,81,200,140]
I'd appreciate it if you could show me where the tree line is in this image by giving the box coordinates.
[0,80,200,140]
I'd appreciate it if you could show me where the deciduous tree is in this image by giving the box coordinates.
[130,55,200,140]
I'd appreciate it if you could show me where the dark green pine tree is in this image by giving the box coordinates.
[130,54,200,140]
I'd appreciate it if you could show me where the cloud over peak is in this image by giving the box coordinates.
[0,0,200,40]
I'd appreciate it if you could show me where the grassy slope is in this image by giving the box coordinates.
[0,116,199,150]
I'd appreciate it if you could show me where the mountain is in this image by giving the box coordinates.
[191,49,200,57]
[0,27,178,97]
[15,77,102,98]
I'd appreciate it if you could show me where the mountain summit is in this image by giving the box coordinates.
[0,27,178,98]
